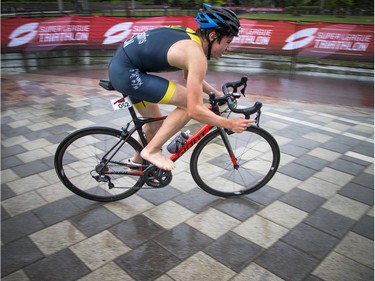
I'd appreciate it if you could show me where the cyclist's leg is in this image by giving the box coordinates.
[136,104,164,141]
[140,84,190,170]
[128,82,188,165]
[109,54,190,170]
[141,107,190,170]
[130,104,163,164]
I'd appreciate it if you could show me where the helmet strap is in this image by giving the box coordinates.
[207,40,213,60]
[204,30,218,60]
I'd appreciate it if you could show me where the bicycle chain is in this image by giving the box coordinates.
[93,164,172,189]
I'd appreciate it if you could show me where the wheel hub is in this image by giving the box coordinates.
[95,162,108,174]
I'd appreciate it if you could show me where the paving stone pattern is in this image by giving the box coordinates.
[1,71,374,281]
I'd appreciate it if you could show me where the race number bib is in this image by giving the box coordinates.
[110,96,133,111]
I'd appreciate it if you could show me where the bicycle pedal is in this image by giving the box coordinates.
[126,159,145,171]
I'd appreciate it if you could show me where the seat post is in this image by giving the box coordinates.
[128,105,139,122]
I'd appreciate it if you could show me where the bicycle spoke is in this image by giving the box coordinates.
[55,127,145,202]
[191,127,280,197]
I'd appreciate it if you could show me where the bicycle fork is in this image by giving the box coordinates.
[218,128,239,169]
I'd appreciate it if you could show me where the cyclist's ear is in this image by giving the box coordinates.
[207,31,218,41]
[209,31,224,43]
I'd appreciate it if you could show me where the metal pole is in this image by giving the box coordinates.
[131,0,135,16]
[58,0,64,12]
[320,0,325,13]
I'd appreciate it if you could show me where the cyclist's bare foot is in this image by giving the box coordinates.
[141,149,176,171]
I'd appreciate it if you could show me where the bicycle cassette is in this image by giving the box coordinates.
[144,166,173,188]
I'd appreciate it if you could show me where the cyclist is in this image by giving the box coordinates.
[108,4,254,171]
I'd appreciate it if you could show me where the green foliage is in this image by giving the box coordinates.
[288,0,309,7]
[138,0,156,5]
[241,13,373,23]
[199,0,226,6]
[240,0,275,7]
[299,5,320,10]
[325,0,353,8]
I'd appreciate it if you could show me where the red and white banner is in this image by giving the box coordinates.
[1,16,373,61]
[230,20,374,61]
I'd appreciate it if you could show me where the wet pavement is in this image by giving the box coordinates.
[1,66,374,281]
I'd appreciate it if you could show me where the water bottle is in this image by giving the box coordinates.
[167,130,190,153]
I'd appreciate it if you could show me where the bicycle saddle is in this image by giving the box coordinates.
[99,80,115,91]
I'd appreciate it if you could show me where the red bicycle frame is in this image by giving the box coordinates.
[169,124,213,161]
[168,123,238,168]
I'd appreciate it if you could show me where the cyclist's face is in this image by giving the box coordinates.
[211,35,234,60]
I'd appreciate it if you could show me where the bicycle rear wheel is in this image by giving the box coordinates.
[190,126,280,197]
[54,127,145,202]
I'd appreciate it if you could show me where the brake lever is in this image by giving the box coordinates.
[255,109,261,127]
[246,109,261,127]
[241,81,247,97]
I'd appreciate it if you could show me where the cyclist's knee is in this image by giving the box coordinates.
[137,103,161,117]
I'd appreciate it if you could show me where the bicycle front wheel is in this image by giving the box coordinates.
[190,126,280,197]
[54,127,145,202]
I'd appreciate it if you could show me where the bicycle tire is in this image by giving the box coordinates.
[54,127,145,202]
[190,126,280,197]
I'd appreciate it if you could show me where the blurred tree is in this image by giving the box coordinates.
[287,0,309,15]
[325,0,353,16]
[352,0,372,14]
[272,0,288,7]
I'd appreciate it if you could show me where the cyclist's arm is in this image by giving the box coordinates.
[183,47,234,129]
[187,76,252,133]
[169,41,252,132]
[202,80,223,96]
[183,70,222,97]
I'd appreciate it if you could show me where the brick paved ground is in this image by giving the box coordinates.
[1,69,373,281]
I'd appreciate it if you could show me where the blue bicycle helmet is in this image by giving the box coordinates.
[195,4,240,37]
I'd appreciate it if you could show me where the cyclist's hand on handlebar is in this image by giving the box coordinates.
[230,117,255,133]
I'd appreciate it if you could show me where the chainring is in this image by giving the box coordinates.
[144,166,173,188]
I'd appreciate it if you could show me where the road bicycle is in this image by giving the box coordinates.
[54,76,280,202]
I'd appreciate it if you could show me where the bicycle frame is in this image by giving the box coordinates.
[104,97,239,175]
[53,77,279,202]
[169,123,213,160]
[169,123,239,168]
[53,77,279,201]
